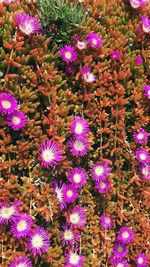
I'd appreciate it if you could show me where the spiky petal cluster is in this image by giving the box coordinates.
[68,167,87,188]
[10,213,34,239]
[86,32,103,48]
[80,65,96,83]
[16,12,41,35]
[135,149,149,164]
[110,50,121,60]
[60,45,77,63]
[53,181,66,210]
[65,251,85,267]
[143,85,150,99]
[90,161,111,181]
[61,225,80,246]
[129,0,147,8]
[135,253,147,267]
[95,179,111,194]
[6,110,27,131]
[74,36,87,50]
[140,164,150,181]
[27,227,50,256]
[141,16,150,33]
[0,93,18,115]
[39,139,62,168]
[0,201,20,225]
[112,258,129,267]
[100,213,113,229]
[112,242,128,258]
[67,206,86,229]
[70,116,90,137]
[135,56,143,65]
[68,137,89,157]
[63,184,78,203]
[9,256,33,267]
[133,129,148,144]
[117,226,135,244]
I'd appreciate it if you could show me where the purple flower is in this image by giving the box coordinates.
[0,201,20,225]
[39,139,62,168]
[117,226,135,244]
[0,93,18,115]
[135,56,143,65]
[60,45,77,63]
[135,149,149,164]
[100,213,113,229]
[140,164,150,181]
[74,35,87,50]
[67,206,87,229]
[86,32,103,48]
[53,181,66,210]
[112,242,128,258]
[6,110,27,131]
[133,129,148,144]
[27,226,50,256]
[90,161,111,182]
[16,12,41,35]
[65,251,85,267]
[10,213,34,239]
[143,85,150,99]
[112,258,129,267]
[68,137,89,157]
[80,65,96,83]
[141,16,150,33]
[135,253,147,267]
[65,64,74,74]
[110,50,121,60]
[70,116,90,137]
[129,0,147,8]
[95,179,111,194]
[68,167,87,189]
[61,225,80,246]
[63,184,78,203]
[9,256,32,267]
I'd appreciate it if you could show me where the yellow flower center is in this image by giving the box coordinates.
[105,217,110,224]
[64,230,73,240]
[67,190,73,198]
[16,263,26,267]
[116,264,124,267]
[140,153,146,160]
[92,38,97,45]
[42,149,54,162]
[122,231,129,239]
[75,122,83,134]
[17,220,27,231]
[31,234,43,249]
[1,206,15,219]
[95,166,104,176]
[100,182,106,189]
[138,257,143,264]
[137,133,144,140]
[73,174,81,183]
[74,140,84,151]
[118,246,123,252]
[70,213,79,224]
[1,100,11,109]
[65,52,72,59]
[69,253,80,265]
[12,116,21,125]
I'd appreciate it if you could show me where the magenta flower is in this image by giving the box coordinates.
[135,56,143,65]
[110,50,121,60]
[1,0,17,4]
[113,258,129,267]
[6,110,27,131]
[117,226,135,244]
[143,85,150,99]
[141,16,150,33]
[68,167,87,188]
[133,129,148,144]
[0,201,20,225]
[135,149,149,164]
[27,227,50,256]
[61,225,80,246]
[86,32,103,48]
[90,161,111,182]
[53,181,66,210]
[65,64,74,74]
[95,179,111,194]
[129,0,147,8]
[140,164,150,181]
[67,206,87,229]
[135,253,147,267]
[39,139,62,168]
[65,251,85,267]
[16,12,41,35]
[74,36,87,50]
[9,256,32,267]
[68,137,89,157]
[10,213,34,239]
[80,65,96,83]
[112,242,128,258]
[70,116,90,137]
[100,213,113,229]
[63,184,78,203]
[0,93,18,115]
[60,45,77,63]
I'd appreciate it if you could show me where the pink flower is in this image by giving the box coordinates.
[63,184,78,204]
[1,0,17,4]
[143,85,150,99]
[90,161,111,182]
[95,179,111,194]
[16,12,41,35]
[67,206,87,229]
[80,65,96,83]
[100,213,114,229]
[10,213,34,239]
[65,251,85,267]
[140,164,150,181]
[129,0,147,8]
[0,93,18,115]
[135,253,147,267]
[6,110,27,131]
[61,225,80,246]
[70,116,90,137]
[117,226,135,244]
[53,181,67,210]
[68,137,89,157]
[68,167,87,189]
[60,45,77,63]
[86,32,103,48]
[0,201,20,225]
[110,50,121,60]
[141,16,150,33]
[113,258,129,267]
[133,128,148,144]
[74,36,87,50]
[135,149,149,164]
[112,242,128,258]
[9,256,32,267]
[135,56,143,65]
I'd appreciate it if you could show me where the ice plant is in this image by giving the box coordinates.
[6,110,27,131]
[143,85,150,99]
[113,258,129,267]
[0,201,20,225]
[68,167,87,188]
[140,164,150,180]
[16,12,41,35]
[129,0,147,8]
[74,36,87,50]
[95,179,111,194]
[135,56,143,65]
[67,206,86,229]
[135,253,147,267]
[135,149,149,164]
[68,137,89,157]
[61,225,80,245]
[65,251,85,267]
[63,184,78,203]
[133,128,148,144]
[60,45,77,63]
[80,65,96,83]
[90,161,111,181]
[117,226,135,244]
[39,139,62,168]
[100,213,113,229]
[10,213,34,239]
[27,226,50,256]
[53,181,66,210]
[112,242,128,258]
[0,93,18,115]
[70,116,90,137]
[9,256,33,267]
[86,32,103,48]
[141,16,150,33]
[110,50,121,60]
